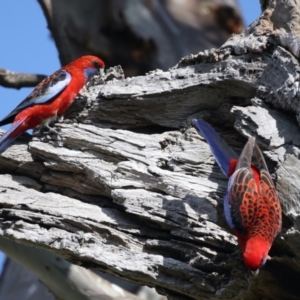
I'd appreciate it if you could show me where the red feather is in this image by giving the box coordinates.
[193,119,282,273]
[228,139,282,272]
[0,55,105,152]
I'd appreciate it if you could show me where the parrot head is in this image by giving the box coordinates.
[76,55,105,78]
[242,237,270,275]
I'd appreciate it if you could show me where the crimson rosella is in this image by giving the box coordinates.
[0,55,105,153]
[193,119,282,274]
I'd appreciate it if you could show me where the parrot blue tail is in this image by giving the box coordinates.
[192,119,238,177]
[0,119,24,153]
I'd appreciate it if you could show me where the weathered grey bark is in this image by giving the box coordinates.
[1,0,300,299]
[37,0,243,76]
[0,244,163,300]
[0,237,143,300]
[1,1,244,298]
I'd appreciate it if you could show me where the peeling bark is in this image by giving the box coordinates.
[1,0,300,299]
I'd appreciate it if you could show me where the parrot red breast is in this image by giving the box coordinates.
[193,119,282,274]
[0,55,105,152]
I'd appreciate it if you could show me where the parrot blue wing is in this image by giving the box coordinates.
[224,172,237,230]
[0,70,71,126]
[192,119,238,177]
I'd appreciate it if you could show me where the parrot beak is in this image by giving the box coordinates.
[99,68,105,77]
[251,269,259,276]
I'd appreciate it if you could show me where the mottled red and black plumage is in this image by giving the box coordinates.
[193,119,282,274]
[0,55,105,152]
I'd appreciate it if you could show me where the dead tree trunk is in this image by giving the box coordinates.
[1,0,300,299]
[38,0,243,76]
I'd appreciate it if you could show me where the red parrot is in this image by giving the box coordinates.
[0,55,105,152]
[193,119,282,274]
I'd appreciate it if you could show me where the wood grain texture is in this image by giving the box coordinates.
[2,1,300,298]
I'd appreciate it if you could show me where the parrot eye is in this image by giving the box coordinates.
[92,60,101,68]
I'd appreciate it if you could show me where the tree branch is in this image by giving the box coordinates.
[0,237,141,300]
[37,0,242,75]
[0,68,46,89]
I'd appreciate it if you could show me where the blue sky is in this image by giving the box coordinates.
[0,0,261,273]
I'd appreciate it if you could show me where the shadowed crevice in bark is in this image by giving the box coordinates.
[1,0,300,299]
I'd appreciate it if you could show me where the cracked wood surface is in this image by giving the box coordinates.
[2,1,300,299]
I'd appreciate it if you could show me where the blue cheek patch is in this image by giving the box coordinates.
[84,67,97,79]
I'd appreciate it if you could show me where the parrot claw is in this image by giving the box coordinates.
[192,119,282,273]
[57,115,64,123]
[32,124,62,138]
[44,124,62,138]
[32,127,43,137]
[0,55,105,153]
